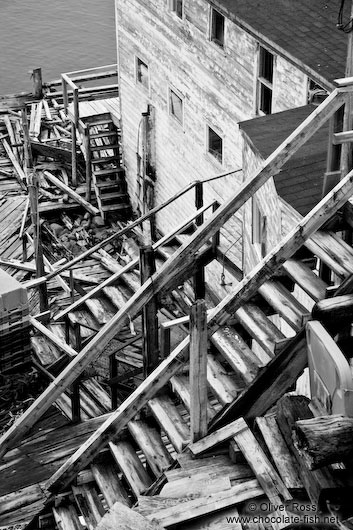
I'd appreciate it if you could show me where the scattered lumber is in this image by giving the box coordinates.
[293,414,353,469]
[189,418,242,456]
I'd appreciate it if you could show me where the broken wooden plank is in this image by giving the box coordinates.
[232,417,291,504]
[189,418,243,456]
[255,415,303,491]
[146,479,263,527]
[96,501,164,530]
[43,170,99,215]
[148,395,190,453]
[91,461,131,508]
[109,440,152,497]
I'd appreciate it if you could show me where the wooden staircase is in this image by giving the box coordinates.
[83,113,130,219]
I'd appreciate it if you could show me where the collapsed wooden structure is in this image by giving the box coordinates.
[1,69,353,529]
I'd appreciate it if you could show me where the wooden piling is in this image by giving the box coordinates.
[140,246,159,377]
[190,299,208,442]
[32,68,43,99]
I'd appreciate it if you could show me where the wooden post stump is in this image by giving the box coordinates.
[32,68,43,99]
[190,299,208,442]
[294,414,353,469]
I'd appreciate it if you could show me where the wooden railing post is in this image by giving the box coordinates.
[194,182,205,299]
[212,201,221,252]
[190,299,208,442]
[71,379,81,423]
[160,325,171,359]
[71,123,77,188]
[110,353,118,409]
[73,87,79,128]
[28,173,48,313]
[84,128,92,201]
[62,76,69,114]
[140,246,159,377]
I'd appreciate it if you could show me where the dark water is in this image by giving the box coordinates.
[0,0,116,94]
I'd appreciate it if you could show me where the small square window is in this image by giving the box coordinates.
[207,126,223,164]
[170,0,183,18]
[136,58,149,90]
[169,88,183,125]
[210,8,225,48]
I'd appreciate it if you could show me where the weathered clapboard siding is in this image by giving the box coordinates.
[241,137,282,275]
[116,0,309,234]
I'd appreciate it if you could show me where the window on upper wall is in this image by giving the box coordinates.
[169,0,183,18]
[207,126,223,164]
[136,57,149,90]
[169,88,183,125]
[210,8,225,48]
[257,46,274,115]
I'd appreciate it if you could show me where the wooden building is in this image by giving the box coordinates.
[114,0,348,237]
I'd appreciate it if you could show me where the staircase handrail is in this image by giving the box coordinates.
[24,169,240,289]
[0,85,349,467]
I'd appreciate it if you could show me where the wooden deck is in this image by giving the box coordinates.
[67,97,120,123]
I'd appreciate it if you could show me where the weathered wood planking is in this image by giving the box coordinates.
[1,90,350,486]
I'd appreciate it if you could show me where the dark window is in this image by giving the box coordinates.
[170,0,183,18]
[208,126,223,163]
[308,79,327,104]
[257,46,274,115]
[136,58,149,90]
[211,8,225,47]
[169,88,183,124]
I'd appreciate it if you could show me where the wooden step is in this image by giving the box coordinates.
[305,231,353,278]
[91,143,119,152]
[91,459,131,508]
[109,440,153,497]
[71,484,105,530]
[128,419,174,477]
[282,258,327,302]
[207,353,239,405]
[258,279,310,331]
[94,167,125,177]
[148,395,190,453]
[91,155,119,164]
[53,504,84,530]
[235,302,285,357]
[99,191,128,201]
[87,118,112,127]
[170,374,217,420]
[211,326,261,384]
[101,203,130,212]
[90,131,116,139]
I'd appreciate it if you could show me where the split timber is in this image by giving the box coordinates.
[2,82,353,529]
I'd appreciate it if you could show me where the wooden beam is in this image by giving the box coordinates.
[30,317,77,358]
[43,171,98,215]
[189,299,208,442]
[0,89,348,474]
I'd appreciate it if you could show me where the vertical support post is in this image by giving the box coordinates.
[160,325,171,359]
[84,128,92,202]
[73,87,79,128]
[22,237,28,262]
[71,379,81,423]
[65,316,70,345]
[190,299,208,442]
[193,182,205,299]
[20,108,33,173]
[110,353,118,410]
[62,76,68,114]
[340,0,353,181]
[32,68,43,99]
[69,269,75,304]
[28,172,48,313]
[140,245,159,377]
[73,322,82,352]
[212,201,221,253]
[71,122,77,187]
